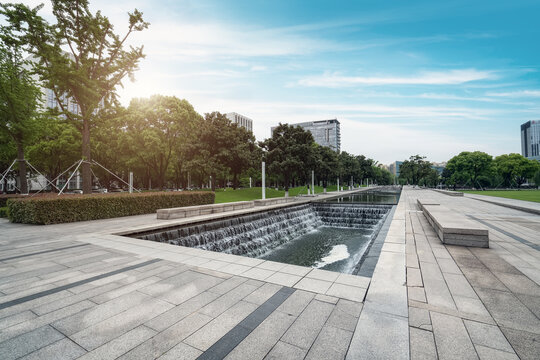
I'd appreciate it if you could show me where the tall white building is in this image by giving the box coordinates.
[226,112,253,132]
[521,120,540,161]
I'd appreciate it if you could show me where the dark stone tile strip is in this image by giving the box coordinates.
[468,215,540,251]
[0,243,89,262]
[0,259,161,310]
[196,286,296,360]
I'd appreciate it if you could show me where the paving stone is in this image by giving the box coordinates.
[145,291,220,332]
[515,293,540,318]
[264,340,306,360]
[313,293,339,304]
[281,299,334,349]
[225,310,296,360]
[474,287,540,333]
[408,306,431,330]
[18,338,86,360]
[408,286,427,303]
[243,282,282,305]
[256,260,287,272]
[335,273,370,288]
[407,267,423,287]
[420,261,456,310]
[198,283,259,318]
[279,264,312,277]
[406,252,420,268]
[453,296,491,317]
[0,311,37,330]
[157,342,202,360]
[437,258,462,274]
[326,283,366,302]
[444,273,478,298]
[240,267,274,281]
[305,269,340,282]
[52,291,151,336]
[265,272,302,287]
[326,299,363,332]
[207,276,247,295]
[305,325,353,360]
[430,311,478,360]
[409,327,437,360]
[0,325,65,360]
[346,308,409,360]
[474,345,519,360]
[71,297,174,351]
[77,325,157,360]
[493,272,540,297]
[463,319,514,353]
[219,263,253,276]
[500,326,540,360]
[276,290,315,316]
[118,312,212,360]
[293,277,332,294]
[460,267,508,291]
[184,300,258,351]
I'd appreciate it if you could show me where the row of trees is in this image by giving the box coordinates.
[398,152,540,188]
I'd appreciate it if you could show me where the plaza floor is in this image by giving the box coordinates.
[0,188,538,359]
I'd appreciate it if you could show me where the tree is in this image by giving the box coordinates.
[315,145,338,192]
[2,1,149,193]
[399,155,432,185]
[445,151,493,189]
[533,170,540,189]
[494,153,540,188]
[260,123,315,196]
[222,123,258,189]
[26,116,80,190]
[125,95,200,190]
[0,27,42,194]
[338,151,358,187]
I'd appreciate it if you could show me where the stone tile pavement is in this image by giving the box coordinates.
[0,187,539,359]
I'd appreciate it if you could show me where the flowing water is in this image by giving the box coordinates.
[133,199,394,273]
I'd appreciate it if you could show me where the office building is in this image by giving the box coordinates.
[388,161,403,177]
[521,120,540,161]
[273,119,341,152]
[431,162,446,174]
[226,112,253,132]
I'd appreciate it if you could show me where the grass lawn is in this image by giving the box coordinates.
[461,190,540,203]
[214,185,340,203]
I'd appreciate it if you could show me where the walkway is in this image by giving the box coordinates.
[0,188,539,359]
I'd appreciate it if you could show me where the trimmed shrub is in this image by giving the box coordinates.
[7,191,215,225]
[0,207,8,218]
[0,194,24,207]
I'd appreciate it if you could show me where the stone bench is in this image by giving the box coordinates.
[432,189,464,196]
[253,197,298,206]
[157,201,254,220]
[417,199,489,248]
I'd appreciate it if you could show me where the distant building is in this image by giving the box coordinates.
[521,120,540,161]
[388,161,403,177]
[226,112,253,132]
[431,162,446,174]
[272,119,341,152]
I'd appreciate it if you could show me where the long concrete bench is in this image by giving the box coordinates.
[253,197,298,206]
[432,189,464,196]
[417,199,489,248]
[157,201,254,220]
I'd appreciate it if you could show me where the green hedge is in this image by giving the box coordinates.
[0,207,8,218]
[7,191,215,225]
[0,194,24,207]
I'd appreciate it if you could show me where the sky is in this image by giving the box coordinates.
[18,0,540,164]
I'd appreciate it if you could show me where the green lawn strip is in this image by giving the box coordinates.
[214,185,340,203]
[461,190,540,203]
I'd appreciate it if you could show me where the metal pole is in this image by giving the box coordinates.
[311,170,315,195]
[262,162,266,200]
[58,160,83,195]
[249,177,252,188]
[129,172,133,193]
[337,178,339,192]
[0,159,17,185]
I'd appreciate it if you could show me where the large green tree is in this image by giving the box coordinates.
[399,155,432,185]
[1,1,149,193]
[446,151,493,189]
[315,145,338,192]
[260,123,316,196]
[0,28,42,194]
[494,153,539,188]
[125,95,200,190]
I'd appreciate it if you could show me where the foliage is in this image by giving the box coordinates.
[445,151,493,189]
[1,1,149,193]
[534,170,540,188]
[124,95,200,189]
[399,155,433,185]
[315,145,338,189]
[7,191,214,224]
[0,206,7,217]
[494,153,539,187]
[260,123,316,192]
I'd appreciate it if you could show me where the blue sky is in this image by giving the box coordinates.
[23,0,540,164]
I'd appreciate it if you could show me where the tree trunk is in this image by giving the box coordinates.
[81,120,92,194]
[17,142,28,194]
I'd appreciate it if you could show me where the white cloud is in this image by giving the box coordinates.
[297,69,496,87]
[486,90,540,98]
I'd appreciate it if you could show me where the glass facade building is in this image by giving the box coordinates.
[225,112,253,132]
[274,119,341,152]
[521,120,540,161]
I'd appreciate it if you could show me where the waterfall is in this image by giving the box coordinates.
[135,203,392,258]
